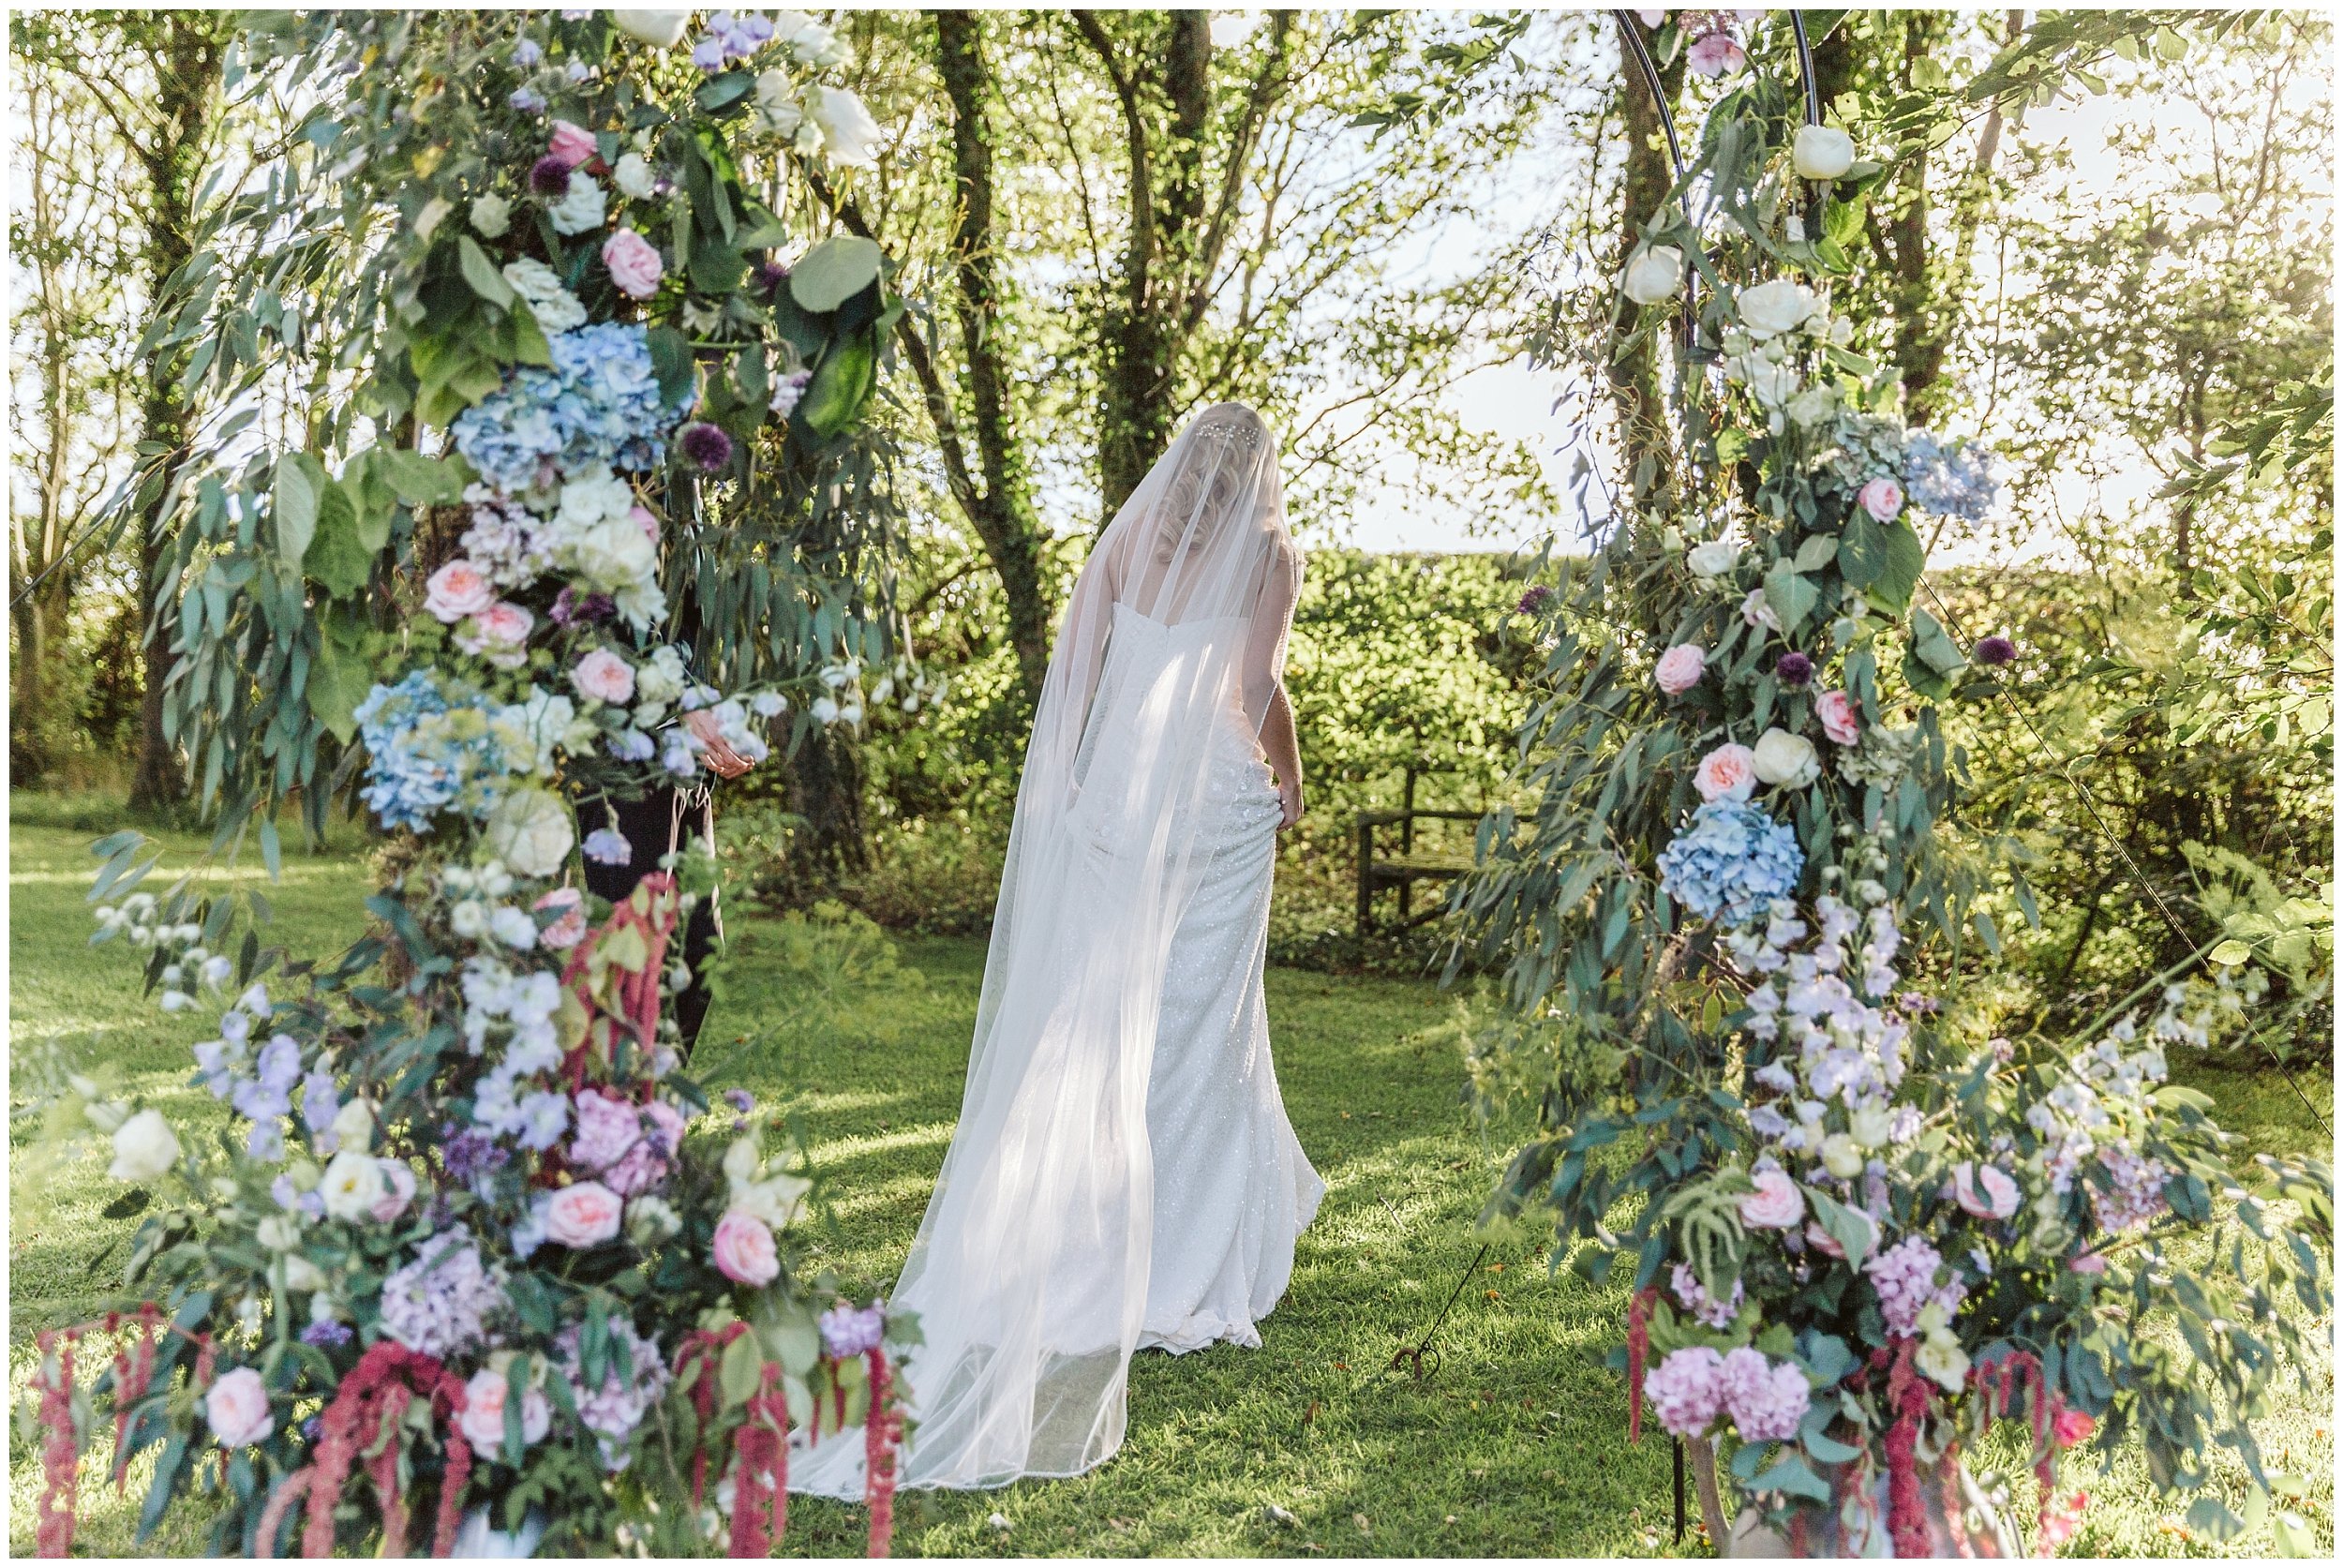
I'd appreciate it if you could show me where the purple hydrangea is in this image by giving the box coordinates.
[1862,1235,1966,1337]
[678,422,734,471]
[1719,1347,1811,1442]
[1775,650,1813,687]
[2090,1143,2171,1233]
[1670,1262,1744,1331]
[301,1320,353,1349]
[1645,1345,1724,1439]
[558,1316,670,1471]
[819,1303,887,1359]
[378,1229,504,1360]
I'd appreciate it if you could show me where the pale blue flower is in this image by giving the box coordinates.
[1657,800,1804,927]
[583,828,632,863]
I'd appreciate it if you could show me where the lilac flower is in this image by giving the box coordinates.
[678,421,734,471]
[819,1303,888,1359]
[1719,1347,1811,1442]
[1863,1235,1966,1337]
[1775,650,1813,687]
[379,1229,504,1360]
[692,37,727,70]
[1645,1346,1725,1438]
[1515,584,1555,617]
[301,1320,353,1349]
[512,38,544,67]
[583,828,633,864]
[559,1316,670,1471]
[1670,1262,1744,1330]
[608,729,656,762]
[529,154,574,196]
[1973,635,2017,667]
[246,1121,285,1161]
[2090,1143,2171,1233]
[510,87,548,114]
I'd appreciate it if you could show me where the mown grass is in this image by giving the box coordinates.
[8,802,2334,1557]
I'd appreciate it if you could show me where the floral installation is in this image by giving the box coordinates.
[1472,15,2331,1559]
[32,10,924,1560]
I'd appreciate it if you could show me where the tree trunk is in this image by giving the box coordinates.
[785,725,869,892]
[126,16,226,813]
[1606,19,1688,509]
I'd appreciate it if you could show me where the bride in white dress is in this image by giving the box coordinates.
[791,401,1323,1496]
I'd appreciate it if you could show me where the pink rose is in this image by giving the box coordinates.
[1816,688,1862,745]
[458,1367,551,1456]
[2067,1250,2107,1276]
[1654,643,1707,696]
[547,118,598,170]
[1694,742,1757,803]
[544,1180,623,1248]
[1858,476,1904,522]
[602,228,664,300]
[1952,1160,2020,1220]
[1739,1167,1804,1230]
[371,1159,418,1223]
[473,601,533,647]
[1805,1220,1844,1260]
[425,560,495,623]
[630,502,661,544]
[535,887,588,950]
[571,648,636,705]
[205,1366,275,1448]
[712,1208,780,1286]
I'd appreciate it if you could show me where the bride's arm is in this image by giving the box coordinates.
[1260,682,1304,829]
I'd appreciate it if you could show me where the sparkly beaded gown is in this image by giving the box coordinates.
[790,403,1321,1498]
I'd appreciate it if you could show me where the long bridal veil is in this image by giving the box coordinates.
[790,402,1298,1495]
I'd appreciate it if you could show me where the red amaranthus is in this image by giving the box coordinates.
[296,1341,471,1559]
[36,1330,80,1558]
[864,1346,901,1558]
[1624,1285,1661,1445]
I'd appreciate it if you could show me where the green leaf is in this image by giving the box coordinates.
[272,454,325,571]
[795,330,877,438]
[1750,1452,1834,1503]
[647,325,696,410]
[303,479,371,597]
[719,1330,765,1411]
[1908,606,1967,675]
[2209,937,2253,965]
[1763,559,1820,635]
[2186,1497,2246,1542]
[307,637,374,745]
[1803,1186,1874,1263]
[694,69,755,114]
[788,234,884,313]
[1792,533,1840,572]
[377,449,470,506]
[457,236,515,307]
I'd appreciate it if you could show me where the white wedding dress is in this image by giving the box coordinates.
[790,404,1321,1498]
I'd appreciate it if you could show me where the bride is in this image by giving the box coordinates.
[791,401,1324,1495]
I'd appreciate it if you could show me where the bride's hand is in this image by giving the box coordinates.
[1277,779,1304,829]
[683,709,754,780]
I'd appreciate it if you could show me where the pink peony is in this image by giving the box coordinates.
[1719,1346,1811,1442]
[458,1366,551,1456]
[1816,688,1862,745]
[205,1366,275,1448]
[1858,476,1904,522]
[547,118,598,170]
[1739,1166,1805,1230]
[1645,1346,1725,1438]
[544,1180,623,1248]
[535,887,588,950]
[1694,742,1757,803]
[1655,643,1707,695]
[569,1090,642,1173]
[1951,1160,2020,1220]
[712,1208,780,1286]
[630,502,661,544]
[371,1159,418,1223]
[571,648,636,705]
[1686,29,1745,78]
[602,227,664,299]
[425,560,495,623]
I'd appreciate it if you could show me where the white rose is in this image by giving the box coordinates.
[560,515,659,593]
[810,86,882,169]
[320,1148,387,1221]
[284,1256,328,1293]
[1736,278,1816,339]
[613,152,657,201]
[1686,540,1739,579]
[1726,352,1799,408]
[109,1110,181,1183]
[470,194,512,239]
[1752,727,1820,788]
[611,10,691,48]
[1786,383,1839,428]
[547,170,607,236]
[485,787,575,878]
[635,646,686,707]
[1792,124,1857,181]
[557,467,635,530]
[1620,245,1686,306]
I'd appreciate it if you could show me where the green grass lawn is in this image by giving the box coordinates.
[8,806,2334,1557]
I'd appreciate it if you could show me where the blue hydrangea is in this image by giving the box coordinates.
[1656,800,1805,927]
[1902,431,2000,523]
[452,322,691,491]
[354,669,527,831]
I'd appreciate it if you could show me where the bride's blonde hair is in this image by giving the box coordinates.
[1152,404,1269,565]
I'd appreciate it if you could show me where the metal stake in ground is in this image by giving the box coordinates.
[1388,1241,1491,1381]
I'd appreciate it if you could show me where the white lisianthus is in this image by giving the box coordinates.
[502,259,587,333]
[611,10,691,48]
[1792,124,1857,181]
[1752,727,1821,788]
[1725,352,1799,408]
[108,1110,181,1183]
[634,646,687,708]
[484,788,576,878]
[450,899,491,940]
[1736,278,1816,339]
[1686,540,1739,579]
[546,170,607,236]
[1849,1106,1894,1149]
[490,904,539,950]
[1786,383,1839,429]
[754,69,804,136]
[256,1214,304,1253]
[811,694,840,724]
[159,990,194,1013]
[1620,245,1686,306]
[612,152,658,201]
[332,1098,377,1155]
[811,87,882,168]
[284,1256,328,1293]
[470,194,513,239]
[320,1148,388,1221]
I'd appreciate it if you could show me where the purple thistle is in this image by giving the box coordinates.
[550,587,617,625]
[678,422,734,471]
[301,1320,353,1349]
[754,260,790,295]
[1974,635,2018,666]
[1515,584,1555,617]
[440,1126,509,1184]
[529,154,573,196]
[1775,650,1813,687]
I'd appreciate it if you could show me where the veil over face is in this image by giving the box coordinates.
[790,402,1302,1496]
